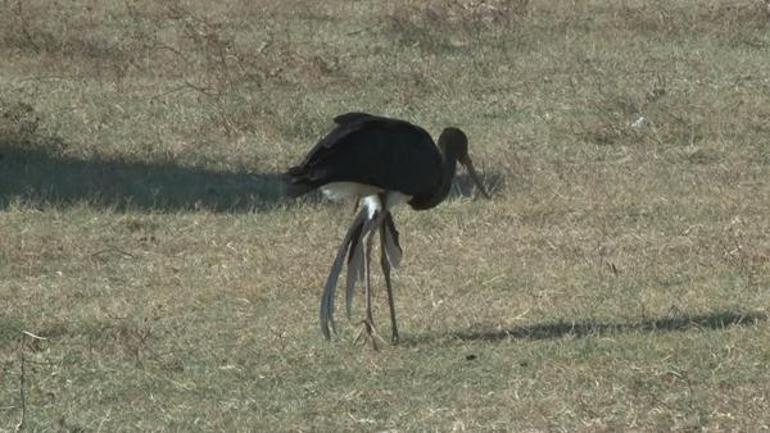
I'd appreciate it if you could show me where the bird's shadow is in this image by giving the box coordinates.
[451,171,505,199]
[0,138,289,212]
[402,310,766,345]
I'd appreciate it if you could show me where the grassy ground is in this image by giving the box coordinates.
[2,0,769,431]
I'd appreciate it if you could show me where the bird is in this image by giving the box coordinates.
[285,112,490,348]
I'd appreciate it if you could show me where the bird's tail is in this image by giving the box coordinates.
[320,208,368,340]
[345,220,366,319]
[382,213,402,268]
[284,166,316,198]
[320,210,403,340]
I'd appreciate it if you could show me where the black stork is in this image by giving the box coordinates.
[286,112,490,348]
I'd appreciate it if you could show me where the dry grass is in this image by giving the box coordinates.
[2,0,770,431]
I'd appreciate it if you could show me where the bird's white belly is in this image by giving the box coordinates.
[361,191,412,218]
[321,182,384,201]
[321,182,412,218]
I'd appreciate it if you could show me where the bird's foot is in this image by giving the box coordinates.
[391,331,400,345]
[353,319,385,351]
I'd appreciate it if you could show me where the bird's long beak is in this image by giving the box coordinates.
[459,156,490,199]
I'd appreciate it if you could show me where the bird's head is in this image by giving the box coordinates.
[439,127,490,199]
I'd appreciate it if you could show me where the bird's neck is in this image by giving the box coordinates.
[410,149,457,210]
[437,152,458,200]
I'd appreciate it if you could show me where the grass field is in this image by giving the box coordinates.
[2,0,770,431]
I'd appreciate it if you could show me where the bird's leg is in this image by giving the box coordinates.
[379,218,399,344]
[362,214,385,350]
[353,209,387,350]
[344,216,367,319]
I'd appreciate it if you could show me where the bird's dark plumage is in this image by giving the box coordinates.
[287,112,489,346]
[286,114,444,208]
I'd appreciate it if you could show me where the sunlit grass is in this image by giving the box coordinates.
[1,0,769,431]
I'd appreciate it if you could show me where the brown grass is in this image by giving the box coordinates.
[1,0,769,431]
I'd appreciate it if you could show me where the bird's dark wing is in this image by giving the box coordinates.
[333,112,376,125]
[286,114,443,198]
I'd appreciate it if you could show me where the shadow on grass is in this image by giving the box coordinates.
[406,310,766,345]
[0,139,288,212]
[451,171,506,199]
